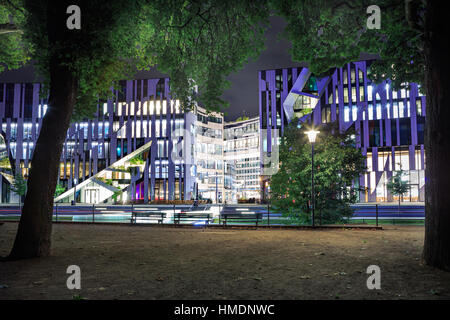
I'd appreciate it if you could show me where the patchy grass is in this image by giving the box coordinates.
[0,222,449,300]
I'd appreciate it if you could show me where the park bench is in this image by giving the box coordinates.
[131,211,166,224]
[173,212,212,227]
[220,212,263,227]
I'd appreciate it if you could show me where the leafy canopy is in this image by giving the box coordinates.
[272,0,425,92]
[0,0,29,72]
[139,0,269,112]
[270,122,366,224]
[0,0,270,118]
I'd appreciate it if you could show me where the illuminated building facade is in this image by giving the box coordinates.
[259,60,426,203]
[194,107,225,203]
[224,117,261,203]
[0,78,200,203]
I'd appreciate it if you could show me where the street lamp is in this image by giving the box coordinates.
[305,129,319,227]
[265,181,270,226]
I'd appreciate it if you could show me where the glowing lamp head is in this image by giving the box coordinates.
[305,130,320,143]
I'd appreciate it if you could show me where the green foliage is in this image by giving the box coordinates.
[235,110,250,122]
[141,0,269,112]
[19,0,148,121]
[272,0,426,92]
[129,154,145,165]
[9,172,27,196]
[235,116,250,122]
[0,0,30,73]
[270,121,366,224]
[112,190,122,202]
[386,167,410,200]
[103,179,114,187]
[0,157,11,169]
[1,0,270,118]
[54,183,66,197]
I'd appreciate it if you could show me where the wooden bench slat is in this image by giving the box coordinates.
[131,211,166,224]
[173,213,212,226]
[220,213,262,227]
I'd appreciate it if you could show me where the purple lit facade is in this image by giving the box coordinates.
[0,78,198,203]
[259,60,426,203]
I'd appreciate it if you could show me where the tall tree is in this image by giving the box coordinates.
[270,122,366,224]
[0,0,269,259]
[272,0,450,271]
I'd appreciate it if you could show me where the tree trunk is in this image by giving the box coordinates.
[423,1,450,271]
[8,63,77,259]
[8,3,78,259]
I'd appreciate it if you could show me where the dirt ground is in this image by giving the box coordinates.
[1,222,450,300]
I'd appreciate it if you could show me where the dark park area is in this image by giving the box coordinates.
[1,222,450,300]
[1,0,450,311]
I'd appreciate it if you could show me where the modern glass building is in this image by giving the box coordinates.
[0,78,220,204]
[259,60,426,203]
[194,107,225,203]
[224,117,261,203]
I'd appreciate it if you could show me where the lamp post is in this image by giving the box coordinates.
[265,181,270,226]
[305,129,319,227]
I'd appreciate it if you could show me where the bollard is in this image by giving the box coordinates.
[92,204,95,223]
[376,204,379,227]
[267,202,270,226]
[131,203,134,224]
[55,203,58,223]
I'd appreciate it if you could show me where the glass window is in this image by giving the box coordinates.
[416,99,422,116]
[395,150,410,171]
[368,104,374,120]
[378,152,392,171]
[352,87,357,102]
[399,101,405,118]
[351,69,356,83]
[399,118,411,145]
[352,105,358,121]
[393,102,399,118]
[369,121,380,147]
[344,105,350,122]
[393,90,398,99]
[376,103,382,120]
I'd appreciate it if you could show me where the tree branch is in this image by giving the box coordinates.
[0,22,22,35]
[1,0,25,14]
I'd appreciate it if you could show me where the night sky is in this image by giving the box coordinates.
[0,16,299,122]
